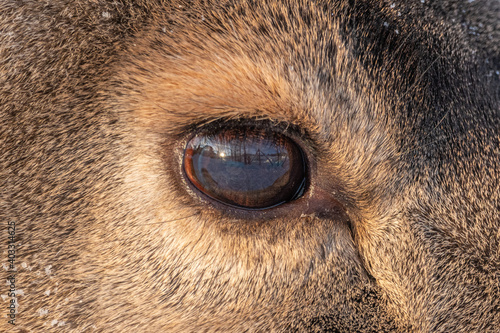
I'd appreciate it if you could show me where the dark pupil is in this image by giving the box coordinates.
[183,129,306,209]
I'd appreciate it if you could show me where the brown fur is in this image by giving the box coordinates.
[1,0,499,331]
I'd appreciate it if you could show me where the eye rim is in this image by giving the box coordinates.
[179,118,312,213]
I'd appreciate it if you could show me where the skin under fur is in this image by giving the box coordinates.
[1,0,499,331]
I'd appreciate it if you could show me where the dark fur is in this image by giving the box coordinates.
[1,0,499,331]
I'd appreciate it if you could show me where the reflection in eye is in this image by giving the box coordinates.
[183,129,306,209]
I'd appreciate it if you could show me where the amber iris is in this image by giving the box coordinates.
[183,129,306,209]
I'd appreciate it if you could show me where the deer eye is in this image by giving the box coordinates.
[183,128,306,209]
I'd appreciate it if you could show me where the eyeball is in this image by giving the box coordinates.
[183,128,306,209]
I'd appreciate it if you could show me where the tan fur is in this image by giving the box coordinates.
[1,0,499,332]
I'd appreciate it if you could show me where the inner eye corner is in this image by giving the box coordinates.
[182,122,309,211]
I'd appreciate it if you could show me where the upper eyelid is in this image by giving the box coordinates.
[183,117,305,140]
